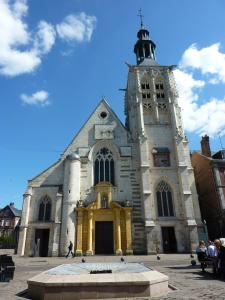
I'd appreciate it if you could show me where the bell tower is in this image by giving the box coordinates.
[124,13,202,254]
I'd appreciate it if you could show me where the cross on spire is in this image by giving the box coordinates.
[137,8,144,28]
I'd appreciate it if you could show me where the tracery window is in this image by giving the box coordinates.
[156,92,165,99]
[157,102,168,112]
[141,77,151,100]
[156,181,174,217]
[94,148,115,185]
[38,196,51,221]
[155,83,164,90]
[155,80,165,99]
[142,93,151,99]
[143,102,153,112]
[141,77,152,113]
[141,83,150,90]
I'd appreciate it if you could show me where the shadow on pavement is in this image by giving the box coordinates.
[16,289,30,299]
[165,264,200,270]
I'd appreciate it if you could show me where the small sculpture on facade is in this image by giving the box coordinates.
[101,196,108,209]
[125,199,131,207]
[175,125,185,143]
[77,200,84,208]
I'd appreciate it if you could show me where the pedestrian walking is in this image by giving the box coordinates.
[66,241,74,258]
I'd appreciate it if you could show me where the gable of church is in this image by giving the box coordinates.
[62,99,129,158]
[30,99,130,186]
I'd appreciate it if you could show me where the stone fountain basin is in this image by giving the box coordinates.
[27,262,168,300]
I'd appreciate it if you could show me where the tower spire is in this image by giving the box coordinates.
[134,12,157,66]
[137,8,144,28]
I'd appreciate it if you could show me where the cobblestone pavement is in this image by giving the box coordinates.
[152,264,225,300]
[0,253,225,299]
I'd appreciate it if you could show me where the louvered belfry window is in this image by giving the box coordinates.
[94,148,115,185]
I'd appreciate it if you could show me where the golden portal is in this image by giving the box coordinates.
[75,182,133,255]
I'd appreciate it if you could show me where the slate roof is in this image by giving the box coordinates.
[9,206,22,217]
[0,205,22,217]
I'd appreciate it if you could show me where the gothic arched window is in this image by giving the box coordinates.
[141,78,151,98]
[155,77,165,99]
[141,77,152,113]
[94,148,115,185]
[38,196,51,221]
[156,181,174,217]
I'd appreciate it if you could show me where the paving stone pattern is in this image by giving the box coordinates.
[151,264,225,300]
[0,254,225,299]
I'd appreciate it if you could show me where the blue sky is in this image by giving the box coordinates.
[1,0,225,209]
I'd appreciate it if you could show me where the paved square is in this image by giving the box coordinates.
[1,253,225,299]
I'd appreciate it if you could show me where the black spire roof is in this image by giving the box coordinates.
[134,12,157,66]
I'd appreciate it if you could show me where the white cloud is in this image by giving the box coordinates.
[0,1,97,76]
[174,69,225,137]
[175,43,225,137]
[21,90,49,106]
[0,49,41,76]
[180,43,225,84]
[0,0,49,76]
[34,21,56,55]
[12,0,28,18]
[0,0,29,46]
[56,13,97,43]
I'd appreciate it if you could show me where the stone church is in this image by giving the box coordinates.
[18,24,202,257]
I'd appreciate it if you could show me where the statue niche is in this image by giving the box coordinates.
[101,195,108,209]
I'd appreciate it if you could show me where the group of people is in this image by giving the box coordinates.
[196,238,225,277]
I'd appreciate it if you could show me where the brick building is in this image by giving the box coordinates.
[191,135,225,239]
[0,203,21,248]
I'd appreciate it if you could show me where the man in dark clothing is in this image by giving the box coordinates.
[219,238,225,278]
[66,241,74,258]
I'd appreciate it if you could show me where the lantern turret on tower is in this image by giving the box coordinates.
[134,10,157,65]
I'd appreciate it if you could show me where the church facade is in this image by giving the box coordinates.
[18,25,202,257]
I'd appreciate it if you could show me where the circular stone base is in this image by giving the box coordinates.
[27,262,168,300]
